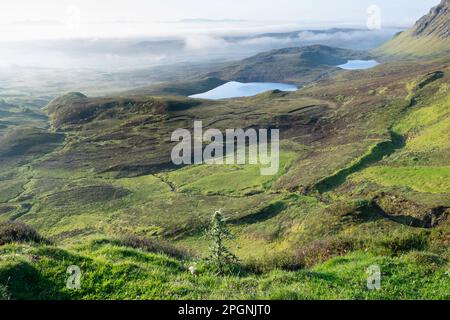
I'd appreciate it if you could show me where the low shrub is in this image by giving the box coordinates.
[405,251,447,269]
[117,234,190,259]
[0,285,9,300]
[429,222,450,252]
[378,231,429,254]
[244,253,302,274]
[292,238,360,268]
[244,237,361,273]
[0,221,49,246]
[325,200,382,222]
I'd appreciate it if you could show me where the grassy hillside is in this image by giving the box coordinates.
[1,241,448,300]
[1,1,450,298]
[376,30,450,58]
[376,0,450,58]
[0,51,448,300]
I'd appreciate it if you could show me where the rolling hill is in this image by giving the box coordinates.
[0,3,449,300]
[128,45,372,96]
[207,45,372,84]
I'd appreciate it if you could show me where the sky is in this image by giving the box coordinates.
[0,0,440,41]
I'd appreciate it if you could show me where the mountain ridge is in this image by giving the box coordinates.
[377,0,450,57]
[413,0,450,38]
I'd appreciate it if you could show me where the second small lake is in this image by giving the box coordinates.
[338,60,380,70]
[189,81,298,100]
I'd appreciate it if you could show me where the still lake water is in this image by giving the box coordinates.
[338,60,379,70]
[189,81,298,100]
[189,61,378,100]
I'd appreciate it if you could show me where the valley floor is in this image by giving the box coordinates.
[0,48,449,300]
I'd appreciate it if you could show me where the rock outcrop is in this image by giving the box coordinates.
[412,0,450,38]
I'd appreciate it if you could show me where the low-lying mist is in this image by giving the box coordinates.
[1,21,402,70]
[0,22,402,105]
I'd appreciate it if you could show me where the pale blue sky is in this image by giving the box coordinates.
[0,0,440,40]
[0,0,439,23]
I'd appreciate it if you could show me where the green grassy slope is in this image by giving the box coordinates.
[1,6,450,298]
[376,30,450,58]
[0,54,447,300]
[1,241,448,300]
[376,0,450,58]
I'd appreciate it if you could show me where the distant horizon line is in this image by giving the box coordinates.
[0,22,407,43]
[1,18,414,29]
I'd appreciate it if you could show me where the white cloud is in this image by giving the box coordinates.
[184,35,229,51]
[231,29,399,47]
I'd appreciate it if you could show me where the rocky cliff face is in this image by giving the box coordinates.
[412,0,449,38]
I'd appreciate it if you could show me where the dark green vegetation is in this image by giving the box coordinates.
[0,221,49,246]
[0,4,449,300]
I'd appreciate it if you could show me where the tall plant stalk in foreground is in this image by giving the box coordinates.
[207,210,239,275]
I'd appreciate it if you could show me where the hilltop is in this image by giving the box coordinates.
[413,0,449,38]
[128,45,372,96]
[207,45,371,84]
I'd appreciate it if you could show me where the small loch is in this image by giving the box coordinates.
[189,81,298,100]
[337,60,380,70]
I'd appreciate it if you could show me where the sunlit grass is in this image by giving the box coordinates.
[1,242,448,300]
[352,166,450,193]
[160,150,297,196]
